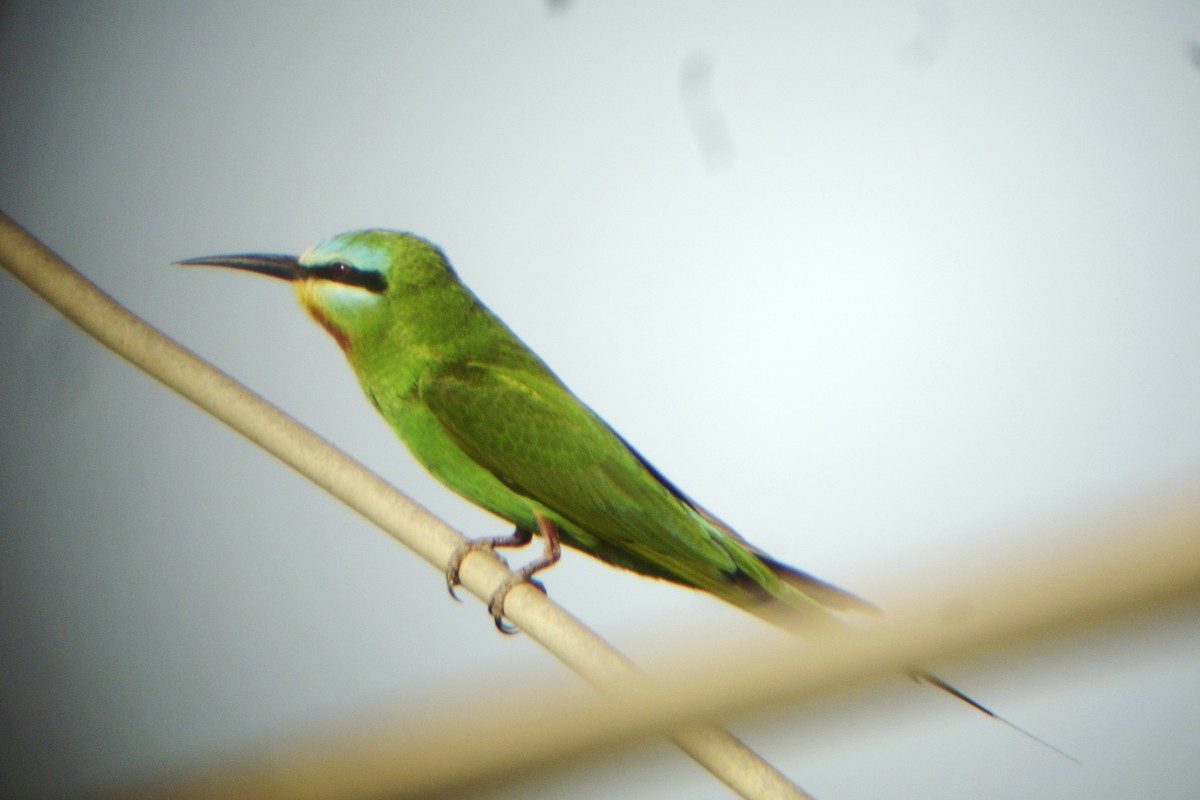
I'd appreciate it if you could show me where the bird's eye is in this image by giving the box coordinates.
[313,260,386,293]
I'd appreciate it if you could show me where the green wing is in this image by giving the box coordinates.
[417,362,776,595]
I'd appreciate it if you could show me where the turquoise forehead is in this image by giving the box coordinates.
[299,229,434,273]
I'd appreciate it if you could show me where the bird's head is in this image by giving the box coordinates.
[178,229,453,352]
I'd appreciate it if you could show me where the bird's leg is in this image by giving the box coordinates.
[445,525,533,601]
[487,512,562,634]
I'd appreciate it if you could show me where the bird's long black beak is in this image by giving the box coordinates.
[175,253,301,281]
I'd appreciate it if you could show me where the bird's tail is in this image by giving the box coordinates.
[751,556,1077,762]
[677,487,1073,760]
[757,553,881,614]
[911,670,1079,762]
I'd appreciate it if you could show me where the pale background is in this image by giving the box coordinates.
[3,2,1200,798]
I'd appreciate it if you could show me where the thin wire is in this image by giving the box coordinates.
[0,210,812,800]
[112,484,1200,796]
[120,486,1200,798]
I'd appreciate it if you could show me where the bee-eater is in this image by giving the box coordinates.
[178,229,1068,754]
[179,228,873,626]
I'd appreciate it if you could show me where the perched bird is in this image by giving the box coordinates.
[179,229,1068,755]
[179,229,870,625]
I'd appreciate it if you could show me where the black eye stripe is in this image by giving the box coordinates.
[308,261,387,293]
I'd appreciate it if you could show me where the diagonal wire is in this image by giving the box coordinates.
[0,210,813,799]
[120,476,1200,798]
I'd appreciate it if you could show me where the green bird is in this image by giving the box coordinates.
[179,228,870,626]
[178,229,1069,755]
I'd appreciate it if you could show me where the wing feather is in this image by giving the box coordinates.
[417,363,743,584]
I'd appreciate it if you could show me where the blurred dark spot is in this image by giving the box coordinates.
[901,1,953,65]
[545,0,573,12]
[5,311,96,421]
[680,51,735,171]
[1186,40,1200,71]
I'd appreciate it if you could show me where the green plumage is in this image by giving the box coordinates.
[181,230,1064,749]
[180,229,870,617]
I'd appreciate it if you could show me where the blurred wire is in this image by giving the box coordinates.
[116,484,1200,798]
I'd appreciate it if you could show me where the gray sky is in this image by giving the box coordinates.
[2,2,1199,798]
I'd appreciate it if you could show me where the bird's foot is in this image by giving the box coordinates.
[445,542,496,602]
[486,513,563,634]
[487,573,547,635]
[444,526,534,601]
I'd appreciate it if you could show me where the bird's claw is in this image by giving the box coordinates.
[446,521,553,634]
[445,540,503,601]
[444,545,469,602]
[487,574,547,635]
